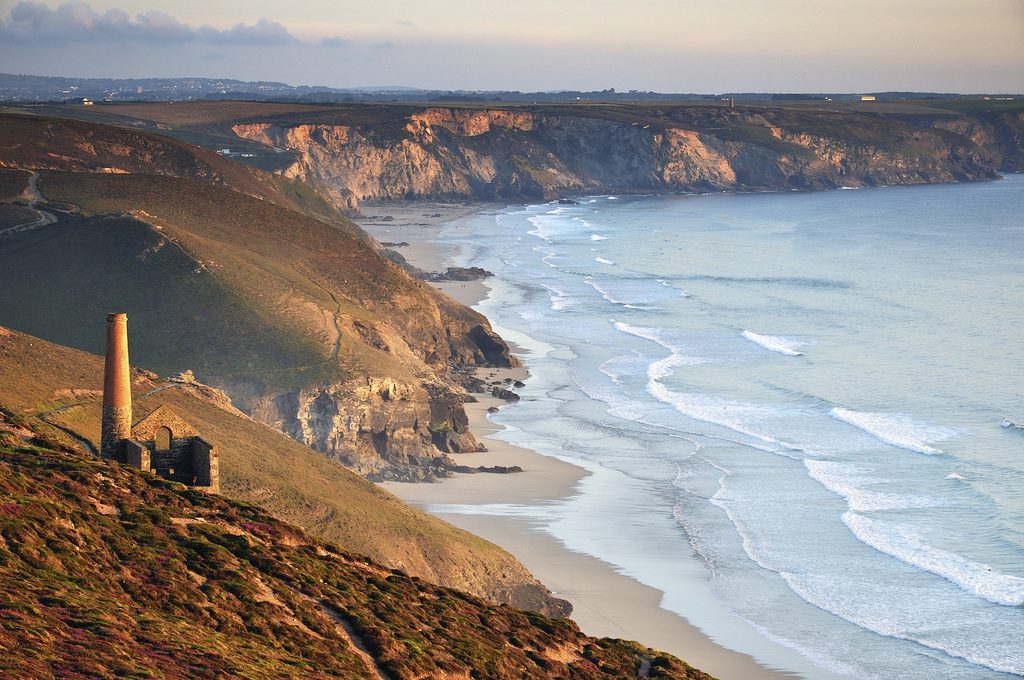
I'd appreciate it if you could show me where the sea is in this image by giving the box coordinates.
[431,174,1024,679]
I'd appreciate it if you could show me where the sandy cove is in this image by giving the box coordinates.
[360,202,798,680]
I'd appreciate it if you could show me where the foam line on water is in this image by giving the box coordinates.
[829,407,957,455]
[780,571,1024,675]
[539,283,574,311]
[742,330,805,356]
[842,512,1024,607]
[585,279,651,309]
[804,460,944,512]
[613,322,817,456]
[613,322,709,377]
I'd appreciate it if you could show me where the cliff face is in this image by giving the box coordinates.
[233,106,1005,208]
[0,114,518,483]
[250,377,482,482]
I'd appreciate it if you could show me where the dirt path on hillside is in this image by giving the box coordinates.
[0,171,57,236]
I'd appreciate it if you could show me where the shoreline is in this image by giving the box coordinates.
[360,203,800,680]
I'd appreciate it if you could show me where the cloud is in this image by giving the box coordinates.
[0,1,298,45]
[320,35,351,48]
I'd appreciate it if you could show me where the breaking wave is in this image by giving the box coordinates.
[742,330,805,356]
[829,408,958,455]
[842,512,1024,607]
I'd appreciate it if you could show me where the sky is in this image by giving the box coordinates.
[0,0,1022,93]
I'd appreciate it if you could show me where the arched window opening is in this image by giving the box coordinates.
[155,426,172,451]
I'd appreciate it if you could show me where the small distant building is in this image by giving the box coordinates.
[81,98,94,106]
[860,95,877,102]
[100,313,219,492]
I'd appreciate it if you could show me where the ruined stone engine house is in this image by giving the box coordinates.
[100,313,219,492]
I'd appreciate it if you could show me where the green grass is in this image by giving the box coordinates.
[0,210,334,392]
[27,170,498,382]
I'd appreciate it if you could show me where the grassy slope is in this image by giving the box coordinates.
[23,170,489,391]
[0,111,363,235]
[0,326,557,607]
[0,210,334,392]
[0,112,505,398]
[0,423,709,678]
[0,167,30,200]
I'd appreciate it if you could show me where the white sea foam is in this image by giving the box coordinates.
[585,279,650,309]
[655,279,691,297]
[587,280,627,307]
[1001,419,1023,432]
[595,256,616,265]
[741,330,805,356]
[591,234,609,241]
[805,460,943,512]
[612,323,816,454]
[539,283,574,311]
[842,512,1024,607]
[650,382,804,454]
[613,322,708,375]
[780,571,1024,675]
[829,407,957,455]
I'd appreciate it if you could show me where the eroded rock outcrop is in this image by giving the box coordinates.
[233,105,1009,209]
[251,377,482,481]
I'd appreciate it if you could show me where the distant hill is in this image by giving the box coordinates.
[3,71,1020,104]
[0,409,709,678]
[0,326,567,616]
[25,98,1020,210]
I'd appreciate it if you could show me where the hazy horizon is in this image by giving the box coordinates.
[0,0,1022,93]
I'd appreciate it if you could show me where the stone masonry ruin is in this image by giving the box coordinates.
[99,313,219,492]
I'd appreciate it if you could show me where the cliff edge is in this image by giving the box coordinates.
[229,103,1019,209]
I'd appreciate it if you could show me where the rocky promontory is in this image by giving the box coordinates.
[232,104,1023,209]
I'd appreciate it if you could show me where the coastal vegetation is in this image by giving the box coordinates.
[0,411,709,678]
[0,324,567,617]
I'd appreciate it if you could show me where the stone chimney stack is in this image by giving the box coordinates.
[101,313,131,461]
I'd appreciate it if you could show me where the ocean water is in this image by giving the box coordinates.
[434,176,1024,679]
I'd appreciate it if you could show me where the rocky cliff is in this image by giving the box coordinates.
[0,114,517,483]
[232,105,1010,209]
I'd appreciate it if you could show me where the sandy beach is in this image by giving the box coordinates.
[360,203,798,679]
